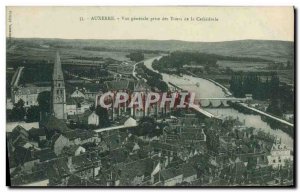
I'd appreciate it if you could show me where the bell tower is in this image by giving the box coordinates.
[51,51,66,119]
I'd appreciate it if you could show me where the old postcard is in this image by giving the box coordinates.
[6,6,294,187]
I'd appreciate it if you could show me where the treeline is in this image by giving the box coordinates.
[82,46,165,54]
[138,63,168,92]
[153,51,218,71]
[66,66,110,79]
[72,56,104,61]
[7,91,51,122]
[152,51,270,73]
[126,52,144,62]
[132,117,163,137]
[82,47,115,52]
[7,58,51,70]
[230,73,294,115]
[229,73,279,100]
[19,65,52,85]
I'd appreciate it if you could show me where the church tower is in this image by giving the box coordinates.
[51,51,66,119]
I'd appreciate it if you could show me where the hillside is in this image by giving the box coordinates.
[7,38,294,63]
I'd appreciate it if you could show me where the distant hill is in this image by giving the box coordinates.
[7,38,294,63]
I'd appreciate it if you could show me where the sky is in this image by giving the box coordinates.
[6,6,294,42]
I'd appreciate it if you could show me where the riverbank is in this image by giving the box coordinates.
[186,70,232,96]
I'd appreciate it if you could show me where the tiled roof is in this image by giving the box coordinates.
[34,148,57,162]
[161,167,182,181]
[180,163,197,178]
[66,97,85,105]
[71,154,93,169]
[14,86,51,95]
[62,129,96,140]
[10,125,29,141]
[40,115,69,133]
[62,145,85,156]
[117,158,154,185]
[28,128,46,140]
[109,148,128,164]
[105,80,133,91]
[151,141,179,151]
[47,157,70,180]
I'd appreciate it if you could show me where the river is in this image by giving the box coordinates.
[144,57,293,149]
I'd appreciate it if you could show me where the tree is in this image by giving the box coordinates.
[126,52,144,62]
[135,117,162,137]
[26,106,40,122]
[95,105,110,127]
[10,99,26,121]
[37,91,51,113]
[267,99,283,117]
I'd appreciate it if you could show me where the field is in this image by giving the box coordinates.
[217,60,270,71]
[217,60,294,85]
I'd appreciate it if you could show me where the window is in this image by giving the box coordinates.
[273,159,276,163]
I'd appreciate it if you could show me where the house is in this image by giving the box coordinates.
[11,86,51,107]
[120,117,137,127]
[20,179,50,187]
[6,122,39,133]
[180,129,206,143]
[245,94,253,100]
[47,158,71,185]
[12,142,41,172]
[181,163,197,183]
[51,134,70,156]
[94,167,121,186]
[68,110,99,125]
[70,88,85,98]
[182,64,204,70]
[51,129,100,156]
[28,128,46,143]
[116,158,157,186]
[7,125,31,154]
[160,167,183,186]
[9,125,29,143]
[88,111,100,126]
[62,145,86,156]
[40,115,70,137]
[67,153,94,177]
[63,129,100,145]
[33,148,57,163]
[267,139,293,169]
[103,132,127,150]
[66,97,93,116]
[124,142,140,154]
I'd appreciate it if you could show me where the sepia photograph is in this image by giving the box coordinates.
[5,6,295,187]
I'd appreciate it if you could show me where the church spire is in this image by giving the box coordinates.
[53,51,64,81]
[51,51,66,120]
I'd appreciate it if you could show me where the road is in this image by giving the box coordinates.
[94,124,138,133]
[11,66,24,87]
[240,103,294,127]
[132,56,162,80]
